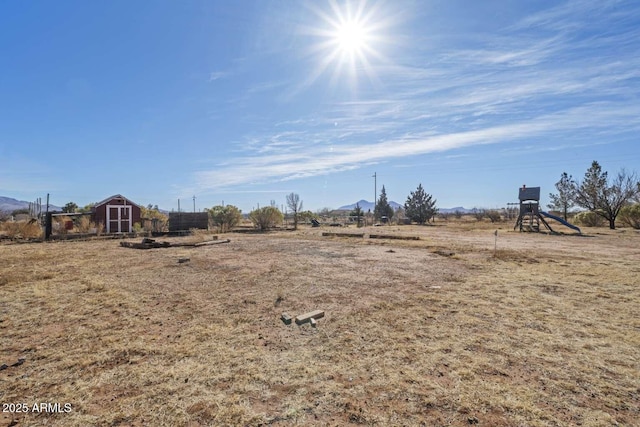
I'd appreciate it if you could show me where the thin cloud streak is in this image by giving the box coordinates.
[195,101,638,190]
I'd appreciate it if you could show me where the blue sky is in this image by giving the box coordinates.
[1,0,638,213]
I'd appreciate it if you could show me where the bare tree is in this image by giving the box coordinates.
[572,161,639,229]
[473,209,486,222]
[286,193,303,230]
[350,203,364,227]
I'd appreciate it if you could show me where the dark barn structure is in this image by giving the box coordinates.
[168,212,209,232]
[93,194,142,233]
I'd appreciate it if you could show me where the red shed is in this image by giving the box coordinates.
[93,194,142,233]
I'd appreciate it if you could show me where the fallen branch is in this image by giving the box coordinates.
[322,232,364,238]
[194,239,231,247]
[369,234,419,240]
[120,238,230,250]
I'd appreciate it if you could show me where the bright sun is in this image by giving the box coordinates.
[304,0,392,88]
[334,21,368,55]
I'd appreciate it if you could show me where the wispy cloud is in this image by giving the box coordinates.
[193,0,639,191]
[209,71,229,81]
[195,100,639,190]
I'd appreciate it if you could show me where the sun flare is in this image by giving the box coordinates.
[304,0,394,88]
[334,20,368,55]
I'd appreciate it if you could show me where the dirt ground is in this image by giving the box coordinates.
[1,221,639,426]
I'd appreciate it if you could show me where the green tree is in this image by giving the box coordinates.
[208,205,242,232]
[298,210,315,224]
[374,186,394,221]
[62,202,78,213]
[404,184,437,224]
[249,206,283,231]
[78,203,95,213]
[572,161,639,229]
[548,172,575,220]
[286,193,303,230]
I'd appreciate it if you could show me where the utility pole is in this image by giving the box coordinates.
[193,195,196,213]
[178,199,180,213]
[372,172,377,214]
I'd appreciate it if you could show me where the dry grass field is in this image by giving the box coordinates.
[1,222,639,426]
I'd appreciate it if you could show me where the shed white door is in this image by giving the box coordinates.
[106,205,132,233]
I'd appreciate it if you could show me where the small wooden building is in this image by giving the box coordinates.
[168,212,209,231]
[93,194,142,233]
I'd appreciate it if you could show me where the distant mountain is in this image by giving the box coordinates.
[0,196,62,213]
[337,200,476,214]
[438,206,477,214]
[337,199,402,212]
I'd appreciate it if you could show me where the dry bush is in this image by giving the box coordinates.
[143,217,168,232]
[76,215,101,233]
[473,209,486,221]
[208,205,242,232]
[574,211,606,227]
[0,219,42,239]
[188,228,219,242]
[249,206,283,230]
[485,209,502,223]
[77,215,91,232]
[618,203,640,229]
[53,215,72,234]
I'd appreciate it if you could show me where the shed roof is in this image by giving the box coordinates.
[94,194,141,208]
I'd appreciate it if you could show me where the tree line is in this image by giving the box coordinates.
[49,160,639,232]
[548,161,640,229]
[354,183,438,225]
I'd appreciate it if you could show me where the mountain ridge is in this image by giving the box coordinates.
[0,196,62,213]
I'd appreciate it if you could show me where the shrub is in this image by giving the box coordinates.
[208,205,242,232]
[574,211,606,227]
[485,210,502,223]
[618,204,640,229]
[249,206,283,231]
[140,206,169,232]
[0,220,42,239]
[53,215,71,234]
[473,209,486,221]
[76,216,101,233]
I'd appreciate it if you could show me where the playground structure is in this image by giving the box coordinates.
[514,185,581,234]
